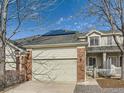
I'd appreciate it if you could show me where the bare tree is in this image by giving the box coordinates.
[0,0,61,88]
[0,0,9,88]
[86,0,124,79]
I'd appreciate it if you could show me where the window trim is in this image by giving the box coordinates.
[88,36,101,47]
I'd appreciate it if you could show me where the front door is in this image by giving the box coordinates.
[88,57,96,67]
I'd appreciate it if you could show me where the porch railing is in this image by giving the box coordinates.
[87,65,121,78]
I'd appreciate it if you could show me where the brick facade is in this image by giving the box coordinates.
[77,47,86,82]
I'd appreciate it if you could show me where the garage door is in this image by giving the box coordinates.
[32,47,77,82]
[32,59,77,82]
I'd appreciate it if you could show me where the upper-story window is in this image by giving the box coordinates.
[90,36,99,46]
[107,36,113,45]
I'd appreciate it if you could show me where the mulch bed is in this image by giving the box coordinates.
[96,78,124,88]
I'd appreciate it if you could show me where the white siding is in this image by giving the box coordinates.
[101,36,123,46]
[101,36,107,46]
[117,36,123,44]
[32,47,77,59]
[5,45,16,70]
[6,45,16,62]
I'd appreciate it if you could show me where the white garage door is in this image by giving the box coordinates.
[32,47,77,82]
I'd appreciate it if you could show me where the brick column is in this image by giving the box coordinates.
[15,50,20,74]
[77,47,86,82]
[26,49,32,81]
[21,55,27,81]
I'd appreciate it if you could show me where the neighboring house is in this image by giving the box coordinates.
[5,41,24,70]
[0,41,27,87]
[15,30,122,82]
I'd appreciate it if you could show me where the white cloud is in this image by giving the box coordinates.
[60,17,64,21]
[56,17,64,24]
[74,22,78,25]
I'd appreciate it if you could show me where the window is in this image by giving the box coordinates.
[107,36,113,45]
[108,56,118,67]
[88,57,96,66]
[90,36,99,46]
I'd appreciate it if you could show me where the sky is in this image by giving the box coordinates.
[7,0,108,40]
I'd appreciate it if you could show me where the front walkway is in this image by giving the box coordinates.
[1,81,76,93]
[74,78,102,93]
[75,77,124,93]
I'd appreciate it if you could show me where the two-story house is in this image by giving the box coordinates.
[79,30,122,69]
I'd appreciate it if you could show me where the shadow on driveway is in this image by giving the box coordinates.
[2,81,76,93]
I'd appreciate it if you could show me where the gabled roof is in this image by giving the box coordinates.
[86,30,103,36]
[15,30,85,46]
[15,33,82,46]
[85,30,122,36]
[14,29,122,47]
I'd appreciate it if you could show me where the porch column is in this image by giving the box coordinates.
[77,47,86,82]
[103,52,107,69]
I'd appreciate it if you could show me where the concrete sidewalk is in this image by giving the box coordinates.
[1,81,76,93]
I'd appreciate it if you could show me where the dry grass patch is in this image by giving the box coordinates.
[96,78,124,88]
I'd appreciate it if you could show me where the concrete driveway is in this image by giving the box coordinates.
[2,81,76,93]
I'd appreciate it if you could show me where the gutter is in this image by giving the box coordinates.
[23,42,88,49]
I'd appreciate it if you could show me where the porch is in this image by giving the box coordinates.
[86,52,122,77]
[87,52,122,68]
